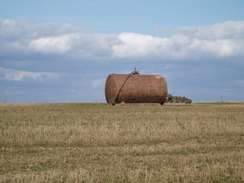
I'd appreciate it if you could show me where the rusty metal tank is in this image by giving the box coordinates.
[105,70,168,105]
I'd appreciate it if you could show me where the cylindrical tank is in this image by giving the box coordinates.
[105,73,167,105]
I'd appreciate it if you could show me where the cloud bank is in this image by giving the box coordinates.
[0,67,59,81]
[114,21,244,59]
[1,19,244,61]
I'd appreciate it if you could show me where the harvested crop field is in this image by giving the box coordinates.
[0,102,243,182]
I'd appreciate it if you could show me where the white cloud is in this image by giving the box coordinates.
[175,21,244,40]
[112,33,168,58]
[0,67,59,81]
[0,19,244,61]
[29,33,77,54]
[113,21,244,59]
[91,78,105,87]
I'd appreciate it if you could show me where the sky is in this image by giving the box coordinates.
[0,0,244,103]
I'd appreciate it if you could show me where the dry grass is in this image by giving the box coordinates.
[0,102,243,182]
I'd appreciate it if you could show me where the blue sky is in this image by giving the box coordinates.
[1,0,244,103]
[1,0,244,34]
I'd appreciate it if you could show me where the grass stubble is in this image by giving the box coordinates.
[0,102,243,182]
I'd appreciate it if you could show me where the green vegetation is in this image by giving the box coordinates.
[0,102,243,182]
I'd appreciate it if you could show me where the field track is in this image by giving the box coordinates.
[0,102,243,182]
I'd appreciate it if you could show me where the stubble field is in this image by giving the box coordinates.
[0,102,243,183]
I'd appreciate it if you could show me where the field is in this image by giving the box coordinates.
[0,102,243,183]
